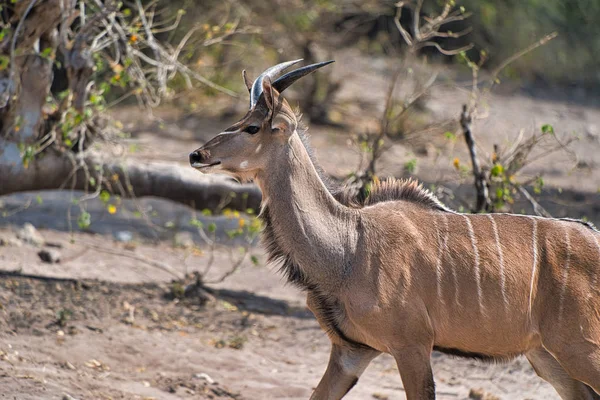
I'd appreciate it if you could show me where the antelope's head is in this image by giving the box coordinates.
[189,59,333,182]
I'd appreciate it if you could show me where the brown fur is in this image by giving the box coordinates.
[191,69,600,400]
[364,177,451,212]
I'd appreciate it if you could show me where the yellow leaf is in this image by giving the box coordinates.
[238,219,245,228]
[107,204,117,214]
[220,301,237,311]
[110,62,123,73]
[453,158,460,170]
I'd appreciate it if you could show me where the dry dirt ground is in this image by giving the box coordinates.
[1,228,558,400]
[2,50,600,399]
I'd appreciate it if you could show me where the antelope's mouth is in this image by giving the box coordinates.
[191,161,221,170]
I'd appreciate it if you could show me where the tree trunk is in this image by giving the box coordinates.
[0,145,262,212]
[0,1,261,214]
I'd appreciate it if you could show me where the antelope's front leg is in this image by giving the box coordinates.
[310,343,380,400]
[392,345,435,400]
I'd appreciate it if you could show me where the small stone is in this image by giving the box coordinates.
[586,124,599,141]
[0,237,23,247]
[469,388,500,400]
[372,394,389,400]
[114,231,133,242]
[38,248,61,264]
[16,223,44,246]
[415,143,437,157]
[193,372,214,384]
[174,232,194,248]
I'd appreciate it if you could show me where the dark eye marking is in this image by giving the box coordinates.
[244,126,260,135]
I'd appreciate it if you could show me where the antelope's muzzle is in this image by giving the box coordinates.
[189,149,219,169]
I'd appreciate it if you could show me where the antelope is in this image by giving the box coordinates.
[189,60,600,400]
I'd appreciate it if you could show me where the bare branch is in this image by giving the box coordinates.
[413,0,424,42]
[394,3,413,47]
[518,186,552,218]
[81,240,181,278]
[414,41,474,56]
[430,26,472,39]
[490,32,558,86]
[460,104,491,212]
[204,249,248,284]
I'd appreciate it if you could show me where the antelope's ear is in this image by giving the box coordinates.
[262,76,296,133]
[242,70,252,92]
[261,76,276,112]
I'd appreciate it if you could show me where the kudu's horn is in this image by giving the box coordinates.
[249,59,335,109]
[250,59,303,108]
[273,60,334,93]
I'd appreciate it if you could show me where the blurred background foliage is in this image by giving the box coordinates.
[461,0,600,87]
[165,0,599,94]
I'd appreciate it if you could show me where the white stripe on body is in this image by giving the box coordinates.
[528,217,539,319]
[558,229,572,321]
[463,215,484,313]
[487,214,509,312]
[434,214,449,304]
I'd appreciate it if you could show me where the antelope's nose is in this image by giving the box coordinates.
[189,151,203,166]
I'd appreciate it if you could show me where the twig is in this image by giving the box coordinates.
[395,0,471,55]
[0,198,32,217]
[414,41,473,56]
[205,249,248,284]
[460,104,491,212]
[61,247,90,264]
[490,32,558,87]
[394,3,413,47]
[518,186,552,218]
[81,241,181,278]
[0,270,80,284]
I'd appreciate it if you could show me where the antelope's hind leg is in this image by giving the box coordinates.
[538,291,600,394]
[391,345,435,400]
[544,342,600,396]
[310,343,380,400]
[526,347,600,399]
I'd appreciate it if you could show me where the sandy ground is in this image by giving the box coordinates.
[0,228,558,400]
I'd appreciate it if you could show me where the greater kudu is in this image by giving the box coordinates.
[189,60,600,400]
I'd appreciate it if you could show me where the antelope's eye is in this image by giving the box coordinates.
[244,126,260,135]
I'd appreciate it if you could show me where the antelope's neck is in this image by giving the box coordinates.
[256,133,358,286]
